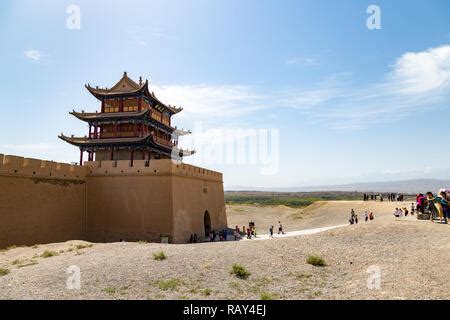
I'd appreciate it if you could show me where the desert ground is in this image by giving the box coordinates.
[1,200,449,300]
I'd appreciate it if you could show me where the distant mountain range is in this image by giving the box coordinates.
[226,179,450,194]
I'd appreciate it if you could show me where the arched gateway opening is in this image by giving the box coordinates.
[204,211,212,237]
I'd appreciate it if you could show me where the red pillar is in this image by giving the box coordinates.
[142,149,145,160]
[110,148,114,160]
[138,97,142,111]
[89,125,92,138]
[130,149,134,167]
[120,98,124,112]
[79,150,83,166]
[101,99,105,113]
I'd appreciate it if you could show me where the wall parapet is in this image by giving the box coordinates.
[0,154,222,182]
[0,154,86,180]
[85,159,223,182]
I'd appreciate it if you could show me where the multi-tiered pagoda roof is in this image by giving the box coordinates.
[59,72,194,164]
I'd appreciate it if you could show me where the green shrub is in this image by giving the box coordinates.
[0,268,10,276]
[16,260,38,268]
[202,288,212,296]
[11,259,22,265]
[103,287,116,295]
[41,250,59,258]
[153,251,167,261]
[231,264,251,279]
[307,255,327,267]
[260,292,278,300]
[158,279,181,291]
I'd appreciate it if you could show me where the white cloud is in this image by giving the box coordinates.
[150,84,268,121]
[146,45,450,130]
[388,45,450,95]
[24,49,43,61]
[286,57,318,66]
[281,45,450,128]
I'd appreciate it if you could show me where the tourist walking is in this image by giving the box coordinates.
[269,226,274,237]
[278,221,286,234]
[355,214,358,224]
[364,211,369,222]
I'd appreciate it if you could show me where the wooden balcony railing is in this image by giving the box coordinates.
[153,135,174,148]
[96,132,140,139]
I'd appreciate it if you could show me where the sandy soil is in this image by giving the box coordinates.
[1,201,449,300]
[227,200,412,232]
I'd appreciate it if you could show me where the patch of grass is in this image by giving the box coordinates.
[6,245,17,250]
[32,244,39,249]
[11,259,22,265]
[75,244,93,250]
[12,259,39,268]
[293,272,313,280]
[202,288,212,296]
[137,240,147,244]
[260,292,279,300]
[231,264,251,279]
[41,250,59,258]
[102,287,116,295]
[306,255,327,267]
[0,268,10,276]
[157,278,182,291]
[16,260,38,268]
[153,251,167,261]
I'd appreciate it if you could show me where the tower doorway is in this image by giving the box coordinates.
[204,211,212,237]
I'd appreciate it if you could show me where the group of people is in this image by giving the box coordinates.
[233,225,257,240]
[188,233,199,243]
[363,193,404,202]
[363,193,383,201]
[349,208,374,224]
[393,207,412,218]
[418,189,449,224]
[387,193,404,202]
[189,229,230,243]
[232,221,286,240]
[269,221,286,237]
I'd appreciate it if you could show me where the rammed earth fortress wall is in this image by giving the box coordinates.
[0,154,226,247]
[0,154,87,247]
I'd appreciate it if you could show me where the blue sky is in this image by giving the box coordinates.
[1,0,450,188]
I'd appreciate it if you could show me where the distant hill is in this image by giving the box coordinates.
[227,179,450,194]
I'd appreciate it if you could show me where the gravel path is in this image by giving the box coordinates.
[1,201,449,300]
